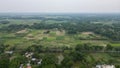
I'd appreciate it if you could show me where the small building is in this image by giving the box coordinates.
[25,52,34,58]
[31,58,36,61]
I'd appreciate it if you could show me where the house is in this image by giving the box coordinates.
[95,65,115,68]
[31,58,36,61]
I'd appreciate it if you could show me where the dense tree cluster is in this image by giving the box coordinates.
[0,24,29,32]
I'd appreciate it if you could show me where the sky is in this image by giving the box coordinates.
[0,0,120,13]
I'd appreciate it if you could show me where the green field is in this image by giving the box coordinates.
[0,28,119,49]
[0,19,120,50]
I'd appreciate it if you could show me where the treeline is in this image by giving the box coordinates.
[0,20,10,24]
[0,24,29,32]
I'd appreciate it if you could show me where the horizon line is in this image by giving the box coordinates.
[0,12,120,14]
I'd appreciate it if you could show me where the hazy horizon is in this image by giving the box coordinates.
[0,0,120,13]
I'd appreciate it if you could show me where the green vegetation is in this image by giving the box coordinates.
[0,13,120,68]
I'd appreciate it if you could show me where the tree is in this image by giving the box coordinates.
[106,44,113,51]
[40,54,58,68]
[0,44,5,54]
[71,51,85,62]
[9,56,27,68]
[0,54,10,68]
[61,56,74,68]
